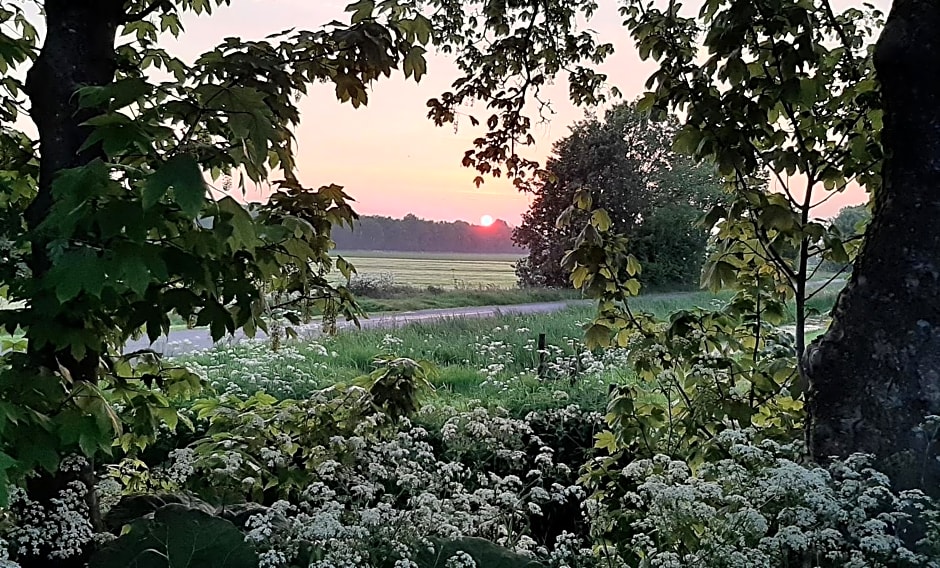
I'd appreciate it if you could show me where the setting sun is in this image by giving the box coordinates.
[479,214,495,227]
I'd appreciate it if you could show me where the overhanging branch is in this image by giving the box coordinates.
[122,0,171,23]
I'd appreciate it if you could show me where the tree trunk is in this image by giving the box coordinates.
[20,1,122,565]
[801,0,940,495]
[24,1,121,367]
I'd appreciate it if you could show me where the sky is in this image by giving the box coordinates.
[166,1,870,224]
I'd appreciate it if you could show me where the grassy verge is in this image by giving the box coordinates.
[355,287,582,312]
[174,292,723,411]
[174,288,840,412]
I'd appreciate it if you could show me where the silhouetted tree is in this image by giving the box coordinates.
[513,102,724,289]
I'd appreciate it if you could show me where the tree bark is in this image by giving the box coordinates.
[802,0,940,495]
[20,1,122,566]
[24,0,122,366]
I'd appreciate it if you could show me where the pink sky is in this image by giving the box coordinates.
[169,1,870,225]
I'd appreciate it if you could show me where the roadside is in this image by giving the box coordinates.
[125,299,593,356]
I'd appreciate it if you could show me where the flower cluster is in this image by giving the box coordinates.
[3,465,93,563]
[169,390,601,567]
[584,430,940,568]
[184,340,333,398]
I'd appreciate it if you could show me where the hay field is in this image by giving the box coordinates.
[336,251,522,288]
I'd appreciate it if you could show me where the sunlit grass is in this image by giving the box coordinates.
[355,287,582,313]
[171,291,759,413]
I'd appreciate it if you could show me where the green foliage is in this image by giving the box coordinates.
[0,350,203,507]
[0,0,445,522]
[545,3,887,482]
[415,537,544,567]
[832,204,871,237]
[514,102,724,289]
[356,355,436,420]
[89,504,258,568]
[818,203,870,273]
[423,0,615,182]
[599,294,803,465]
[185,390,380,502]
[618,0,883,355]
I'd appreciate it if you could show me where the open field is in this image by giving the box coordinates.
[336,250,522,289]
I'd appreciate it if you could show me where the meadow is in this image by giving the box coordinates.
[173,289,837,412]
[149,283,929,568]
[53,281,921,568]
[336,250,522,289]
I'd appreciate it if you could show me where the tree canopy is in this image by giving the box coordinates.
[513,102,724,289]
[0,3,614,562]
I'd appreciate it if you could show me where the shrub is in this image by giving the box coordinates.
[348,273,413,298]
[581,430,940,568]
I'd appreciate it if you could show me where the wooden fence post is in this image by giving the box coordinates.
[537,333,547,379]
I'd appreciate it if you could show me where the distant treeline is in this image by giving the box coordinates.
[332,214,522,253]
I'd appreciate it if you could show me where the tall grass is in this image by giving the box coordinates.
[175,287,840,416]
[355,287,582,313]
[174,291,738,413]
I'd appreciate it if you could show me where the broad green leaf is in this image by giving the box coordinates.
[591,209,612,231]
[145,155,206,216]
[89,505,259,568]
[585,323,610,348]
[414,537,542,568]
[403,46,427,82]
[594,430,619,453]
[626,255,642,277]
[0,451,17,507]
[218,197,257,250]
[346,0,375,24]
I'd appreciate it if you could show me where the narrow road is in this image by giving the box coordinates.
[123,300,590,356]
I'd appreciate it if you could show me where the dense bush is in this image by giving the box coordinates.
[348,273,415,298]
[582,430,940,567]
[513,102,724,290]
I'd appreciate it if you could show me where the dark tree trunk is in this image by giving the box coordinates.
[20,1,123,566]
[801,0,940,495]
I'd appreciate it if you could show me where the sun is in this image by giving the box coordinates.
[479,214,495,227]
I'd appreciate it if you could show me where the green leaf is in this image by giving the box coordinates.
[591,209,612,231]
[145,155,206,216]
[17,436,59,474]
[48,248,105,302]
[672,127,702,155]
[121,254,152,296]
[218,197,257,250]
[346,0,375,24]
[89,505,259,568]
[414,537,542,568]
[403,46,427,82]
[594,430,619,453]
[196,301,233,343]
[0,451,17,508]
[700,260,738,292]
[412,14,432,45]
[585,323,610,348]
[758,204,795,231]
[624,278,641,296]
[626,255,642,277]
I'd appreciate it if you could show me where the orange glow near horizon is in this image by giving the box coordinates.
[162,1,874,226]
